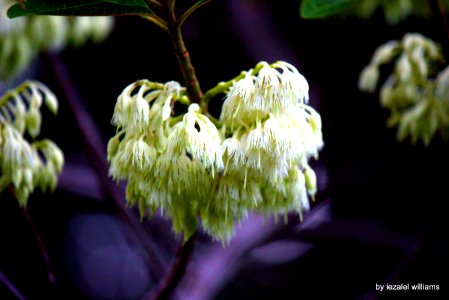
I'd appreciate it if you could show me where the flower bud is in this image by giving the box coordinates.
[107,134,121,161]
[48,142,64,173]
[23,168,33,191]
[358,64,379,92]
[304,165,317,198]
[30,85,43,108]
[25,107,42,138]
[380,79,394,108]
[44,91,59,114]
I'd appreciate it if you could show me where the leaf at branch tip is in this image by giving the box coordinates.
[7,0,155,18]
[300,0,362,19]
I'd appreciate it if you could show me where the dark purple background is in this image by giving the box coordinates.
[1,1,448,299]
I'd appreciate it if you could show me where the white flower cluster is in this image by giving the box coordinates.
[359,33,449,145]
[0,81,64,205]
[0,0,113,80]
[108,62,323,243]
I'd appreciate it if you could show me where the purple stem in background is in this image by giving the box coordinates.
[174,203,331,300]
[21,208,56,284]
[43,52,166,280]
[145,233,197,300]
[0,271,27,300]
[174,215,285,300]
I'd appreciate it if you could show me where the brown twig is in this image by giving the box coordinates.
[145,233,197,300]
[162,1,204,110]
[21,208,56,284]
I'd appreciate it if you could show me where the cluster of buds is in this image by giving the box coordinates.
[359,33,449,145]
[0,0,113,80]
[108,61,323,243]
[0,81,64,205]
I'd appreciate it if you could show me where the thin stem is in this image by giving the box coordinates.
[168,0,176,14]
[0,271,27,300]
[145,233,197,300]
[145,0,162,9]
[179,0,212,27]
[201,80,234,107]
[21,208,56,284]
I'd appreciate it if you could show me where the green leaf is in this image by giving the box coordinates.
[7,0,154,18]
[300,0,362,19]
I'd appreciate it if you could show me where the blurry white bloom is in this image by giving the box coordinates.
[372,41,399,65]
[359,33,449,145]
[0,81,63,205]
[1,0,114,80]
[358,64,379,92]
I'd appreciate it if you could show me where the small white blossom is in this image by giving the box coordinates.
[119,135,155,172]
[160,81,181,121]
[112,83,134,127]
[256,62,281,107]
[276,61,309,103]
[30,85,43,108]
[131,86,150,128]
[168,104,223,174]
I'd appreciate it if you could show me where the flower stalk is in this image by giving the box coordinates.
[163,1,204,110]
